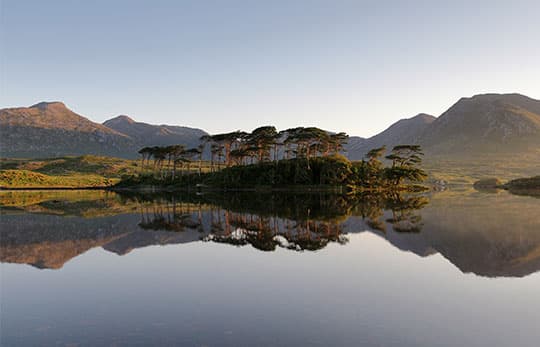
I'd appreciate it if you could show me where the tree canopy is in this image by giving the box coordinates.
[133,126,426,191]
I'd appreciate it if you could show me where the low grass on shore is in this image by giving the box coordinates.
[0,169,116,188]
[0,155,136,188]
[0,155,218,188]
[0,155,139,176]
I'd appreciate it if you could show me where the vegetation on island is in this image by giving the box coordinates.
[502,176,540,197]
[118,126,428,191]
[503,176,540,188]
[471,176,540,197]
[473,178,503,190]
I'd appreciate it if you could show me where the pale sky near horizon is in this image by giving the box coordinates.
[1,0,539,137]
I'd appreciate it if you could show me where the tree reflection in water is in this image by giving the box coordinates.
[125,191,429,252]
[354,192,429,233]
[138,199,202,232]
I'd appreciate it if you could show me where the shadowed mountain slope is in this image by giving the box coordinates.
[346,113,435,160]
[103,115,208,150]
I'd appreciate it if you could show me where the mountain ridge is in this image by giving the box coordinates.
[0,103,208,159]
[0,102,134,158]
[346,113,436,160]
[346,93,540,160]
[418,93,540,155]
[103,114,208,150]
[2,93,539,163]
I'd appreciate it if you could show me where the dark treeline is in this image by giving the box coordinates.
[138,144,204,179]
[137,126,348,174]
[127,126,427,190]
[201,126,349,168]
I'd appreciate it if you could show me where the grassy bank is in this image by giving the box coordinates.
[0,156,138,188]
[0,155,221,189]
[0,169,115,188]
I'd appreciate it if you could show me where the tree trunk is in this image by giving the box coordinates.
[306,142,311,170]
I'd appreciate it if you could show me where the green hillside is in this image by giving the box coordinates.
[0,156,139,188]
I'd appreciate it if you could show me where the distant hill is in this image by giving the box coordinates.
[346,94,540,161]
[346,114,435,160]
[343,136,366,158]
[0,102,134,158]
[0,102,208,159]
[103,115,207,150]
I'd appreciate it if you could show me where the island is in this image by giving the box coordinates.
[114,126,428,192]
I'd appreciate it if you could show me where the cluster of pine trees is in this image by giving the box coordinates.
[137,126,349,176]
[132,126,427,190]
[197,144,427,189]
[352,145,427,190]
[201,126,349,169]
[137,144,204,179]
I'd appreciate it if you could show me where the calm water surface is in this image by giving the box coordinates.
[1,189,539,346]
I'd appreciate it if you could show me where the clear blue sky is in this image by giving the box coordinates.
[1,0,539,137]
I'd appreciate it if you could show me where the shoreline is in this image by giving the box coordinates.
[0,186,112,191]
[110,184,348,193]
[0,184,429,193]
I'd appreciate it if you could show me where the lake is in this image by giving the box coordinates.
[1,189,540,346]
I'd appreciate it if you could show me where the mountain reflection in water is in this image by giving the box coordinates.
[1,189,539,277]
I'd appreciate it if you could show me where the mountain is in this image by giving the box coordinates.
[346,114,435,160]
[3,93,539,162]
[103,115,207,150]
[0,102,208,159]
[346,93,540,160]
[343,136,366,158]
[419,93,540,155]
[0,102,134,158]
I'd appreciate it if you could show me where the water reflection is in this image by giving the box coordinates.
[1,189,540,277]
[353,193,429,233]
[126,192,428,251]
